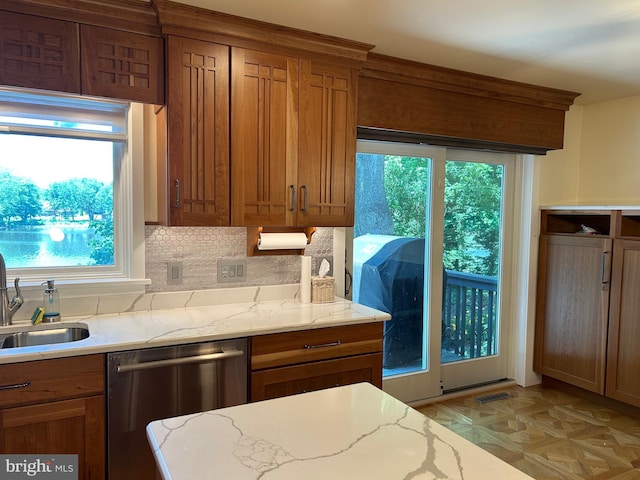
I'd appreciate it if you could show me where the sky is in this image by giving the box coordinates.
[0,134,113,188]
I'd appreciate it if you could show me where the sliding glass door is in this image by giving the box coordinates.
[351,141,515,403]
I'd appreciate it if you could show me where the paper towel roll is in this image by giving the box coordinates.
[300,256,311,303]
[258,232,308,250]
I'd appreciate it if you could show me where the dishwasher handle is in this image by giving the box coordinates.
[115,349,244,373]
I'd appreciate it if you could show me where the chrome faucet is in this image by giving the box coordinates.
[0,253,23,326]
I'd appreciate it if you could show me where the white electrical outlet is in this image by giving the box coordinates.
[217,260,247,283]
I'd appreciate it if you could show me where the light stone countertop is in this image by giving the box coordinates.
[146,382,534,480]
[0,285,390,364]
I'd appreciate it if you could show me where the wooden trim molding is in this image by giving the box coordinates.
[152,0,374,64]
[358,53,580,151]
[1,0,161,36]
[362,53,579,111]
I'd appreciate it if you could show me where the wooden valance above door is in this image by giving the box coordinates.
[358,53,580,153]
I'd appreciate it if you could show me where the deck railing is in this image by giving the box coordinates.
[442,269,498,362]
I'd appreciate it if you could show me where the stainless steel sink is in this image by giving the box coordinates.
[0,323,89,349]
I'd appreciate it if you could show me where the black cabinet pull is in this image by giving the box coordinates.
[289,185,296,211]
[304,340,342,349]
[0,380,30,391]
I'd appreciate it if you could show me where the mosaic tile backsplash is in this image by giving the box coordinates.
[145,226,334,293]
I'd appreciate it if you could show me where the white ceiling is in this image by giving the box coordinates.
[172,0,640,105]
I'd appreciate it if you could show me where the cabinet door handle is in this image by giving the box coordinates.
[304,340,342,349]
[174,178,181,208]
[289,185,296,211]
[301,185,308,211]
[0,380,30,391]
[601,251,610,284]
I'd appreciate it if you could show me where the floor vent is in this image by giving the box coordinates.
[474,392,511,404]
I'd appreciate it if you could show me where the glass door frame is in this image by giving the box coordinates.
[439,148,517,393]
[349,140,518,404]
[354,140,446,403]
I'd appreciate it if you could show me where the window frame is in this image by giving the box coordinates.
[0,88,147,298]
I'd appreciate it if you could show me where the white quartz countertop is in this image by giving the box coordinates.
[0,290,390,364]
[147,382,534,480]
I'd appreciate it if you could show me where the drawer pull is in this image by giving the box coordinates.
[304,340,342,349]
[0,380,30,391]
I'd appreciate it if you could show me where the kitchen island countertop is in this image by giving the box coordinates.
[147,382,534,480]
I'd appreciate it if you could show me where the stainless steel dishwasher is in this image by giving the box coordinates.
[107,338,247,480]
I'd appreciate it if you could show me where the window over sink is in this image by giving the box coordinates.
[0,87,146,295]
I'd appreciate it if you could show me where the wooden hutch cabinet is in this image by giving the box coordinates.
[535,209,640,407]
[605,218,640,407]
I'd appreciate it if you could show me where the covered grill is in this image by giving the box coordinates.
[353,234,425,369]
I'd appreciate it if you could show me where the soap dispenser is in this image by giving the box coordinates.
[41,280,61,323]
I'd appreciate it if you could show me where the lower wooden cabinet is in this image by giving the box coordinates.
[0,396,105,479]
[252,353,381,401]
[250,323,383,401]
[0,355,105,480]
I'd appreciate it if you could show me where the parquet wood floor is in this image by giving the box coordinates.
[417,384,640,479]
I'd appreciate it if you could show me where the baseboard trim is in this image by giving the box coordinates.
[408,378,516,408]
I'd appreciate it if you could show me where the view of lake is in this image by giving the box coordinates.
[0,224,98,268]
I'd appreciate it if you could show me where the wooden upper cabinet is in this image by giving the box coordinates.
[166,36,230,226]
[231,47,299,226]
[80,25,164,104]
[0,10,164,104]
[231,49,357,227]
[0,11,80,93]
[298,60,356,227]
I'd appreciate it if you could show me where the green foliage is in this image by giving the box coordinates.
[0,169,114,266]
[0,170,43,225]
[88,217,114,265]
[383,156,429,238]
[378,157,503,277]
[443,162,503,276]
[43,178,113,220]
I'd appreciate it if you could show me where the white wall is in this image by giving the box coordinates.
[538,95,640,206]
[537,105,582,206]
[577,96,640,204]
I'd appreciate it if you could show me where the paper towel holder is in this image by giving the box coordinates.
[247,226,316,257]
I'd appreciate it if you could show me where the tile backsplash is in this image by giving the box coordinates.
[145,226,333,293]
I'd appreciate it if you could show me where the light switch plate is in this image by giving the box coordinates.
[167,261,183,285]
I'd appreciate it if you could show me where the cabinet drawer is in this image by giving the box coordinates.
[251,323,383,370]
[251,353,382,401]
[0,354,104,409]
